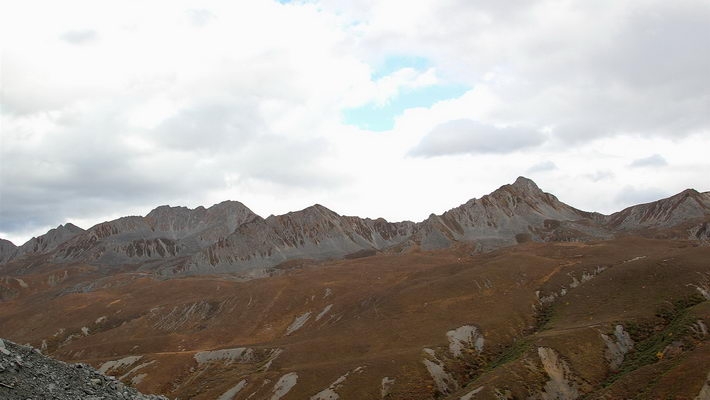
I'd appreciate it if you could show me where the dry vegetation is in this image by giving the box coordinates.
[1,236,709,399]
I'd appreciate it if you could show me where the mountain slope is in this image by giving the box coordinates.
[54,201,257,266]
[412,177,608,251]
[16,223,85,258]
[606,189,710,230]
[186,204,416,273]
[183,177,613,273]
[1,237,708,399]
[0,224,85,265]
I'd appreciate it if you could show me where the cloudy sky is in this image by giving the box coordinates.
[1,0,709,245]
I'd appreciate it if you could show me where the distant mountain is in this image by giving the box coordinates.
[54,201,256,265]
[1,177,708,275]
[606,189,710,230]
[16,223,85,257]
[0,224,85,265]
[186,204,416,273]
[411,176,609,251]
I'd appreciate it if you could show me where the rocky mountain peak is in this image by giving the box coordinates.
[499,176,545,199]
[265,204,339,225]
[51,223,84,234]
[305,203,339,217]
[61,223,83,231]
[46,201,258,265]
[606,186,710,230]
[145,204,191,219]
[296,203,334,214]
[205,200,252,213]
[13,223,85,259]
[411,176,595,251]
[512,175,540,190]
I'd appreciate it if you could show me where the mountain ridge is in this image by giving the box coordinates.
[1,177,708,275]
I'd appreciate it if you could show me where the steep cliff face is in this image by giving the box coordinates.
[187,204,415,273]
[606,189,710,230]
[412,177,604,251]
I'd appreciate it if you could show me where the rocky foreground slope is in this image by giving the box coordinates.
[0,338,166,400]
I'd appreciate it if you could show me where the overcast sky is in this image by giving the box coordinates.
[1,0,709,245]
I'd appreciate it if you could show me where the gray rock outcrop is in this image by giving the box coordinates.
[0,338,167,400]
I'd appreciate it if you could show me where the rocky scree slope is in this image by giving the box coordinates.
[0,338,166,400]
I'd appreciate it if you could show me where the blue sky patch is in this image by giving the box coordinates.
[342,83,470,131]
[371,55,432,80]
[343,55,470,131]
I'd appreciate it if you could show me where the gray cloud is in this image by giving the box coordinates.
[586,170,615,182]
[0,114,222,236]
[59,29,97,44]
[409,119,545,157]
[154,102,263,153]
[187,9,215,27]
[0,96,337,239]
[527,161,557,173]
[614,185,669,207]
[354,0,710,144]
[238,136,341,188]
[3,0,710,244]
[630,154,667,168]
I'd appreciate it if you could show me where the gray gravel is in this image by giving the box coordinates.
[0,338,167,400]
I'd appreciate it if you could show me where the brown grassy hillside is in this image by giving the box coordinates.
[1,237,709,399]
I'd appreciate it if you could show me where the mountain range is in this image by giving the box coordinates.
[2,177,710,399]
[2,177,708,276]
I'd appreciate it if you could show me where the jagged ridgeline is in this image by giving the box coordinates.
[1,177,709,276]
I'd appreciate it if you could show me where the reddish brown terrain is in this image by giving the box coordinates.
[1,178,710,399]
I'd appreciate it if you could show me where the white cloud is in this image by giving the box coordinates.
[409,119,546,156]
[1,0,709,245]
